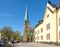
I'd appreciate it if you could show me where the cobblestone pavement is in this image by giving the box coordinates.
[15,42,60,47]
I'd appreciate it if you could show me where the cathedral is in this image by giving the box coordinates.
[23,6,34,42]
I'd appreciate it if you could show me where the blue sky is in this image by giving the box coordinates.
[0,0,59,35]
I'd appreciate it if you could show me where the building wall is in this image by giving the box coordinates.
[57,8,60,42]
[43,7,56,42]
[34,25,40,42]
[34,3,57,43]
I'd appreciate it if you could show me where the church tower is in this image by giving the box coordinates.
[23,6,30,42]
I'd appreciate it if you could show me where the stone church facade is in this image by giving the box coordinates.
[23,6,34,42]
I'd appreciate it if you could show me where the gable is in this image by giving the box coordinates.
[43,2,56,21]
[47,3,56,12]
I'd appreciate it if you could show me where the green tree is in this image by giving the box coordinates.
[1,27,13,41]
[20,35,23,41]
[11,31,21,42]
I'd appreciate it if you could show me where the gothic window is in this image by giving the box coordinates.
[25,25,28,28]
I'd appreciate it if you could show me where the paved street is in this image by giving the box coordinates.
[15,42,60,47]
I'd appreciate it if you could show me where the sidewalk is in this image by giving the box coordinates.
[14,42,60,47]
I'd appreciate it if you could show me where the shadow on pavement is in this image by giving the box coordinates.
[4,44,14,47]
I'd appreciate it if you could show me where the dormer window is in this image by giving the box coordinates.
[47,14,49,18]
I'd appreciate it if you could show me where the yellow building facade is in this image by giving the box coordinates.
[34,1,60,44]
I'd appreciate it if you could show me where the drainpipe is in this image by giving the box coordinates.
[56,7,58,45]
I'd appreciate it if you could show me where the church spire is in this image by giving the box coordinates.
[25,5,29,23]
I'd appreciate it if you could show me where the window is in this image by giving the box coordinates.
[59,18,60,26]
[37,36,39,40]
[59,32,60,39]
[41,36,43,40]
[46,33,50,40]
[25,25,28,28]
[41,28,43,32]
[47,14,49,18]
[46,23,50,30]
[38,30,39,34]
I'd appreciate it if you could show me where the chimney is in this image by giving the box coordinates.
[48,0,51,4]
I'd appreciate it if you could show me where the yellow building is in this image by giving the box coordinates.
[34,1,60,44]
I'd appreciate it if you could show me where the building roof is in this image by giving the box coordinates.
[34,1,60,29]
[48,1,60,8]
[56,2,60,8]
[25,5,29,22]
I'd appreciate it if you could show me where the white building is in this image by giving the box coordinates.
[34,1,60,44]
